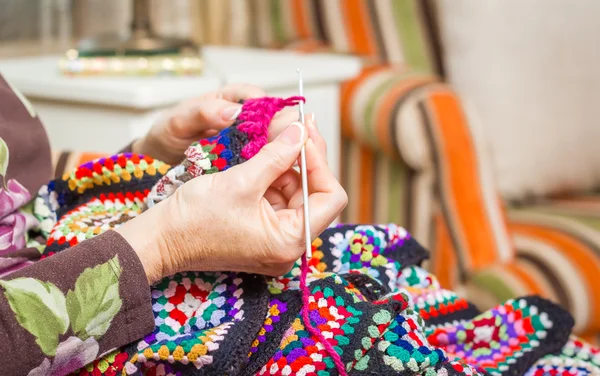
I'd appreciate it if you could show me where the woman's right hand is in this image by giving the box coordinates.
[117,116,346,284]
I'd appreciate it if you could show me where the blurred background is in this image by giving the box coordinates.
[0,0,196,57]
[2,0,600,341]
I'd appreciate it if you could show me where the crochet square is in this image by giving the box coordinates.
[125,272,269,375]
[427,296,574,375]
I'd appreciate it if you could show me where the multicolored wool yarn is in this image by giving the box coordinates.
[32,96,600,376]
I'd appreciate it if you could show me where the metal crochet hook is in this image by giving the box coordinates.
[297,69,312,259]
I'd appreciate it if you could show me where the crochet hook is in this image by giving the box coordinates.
[297,69,312,259]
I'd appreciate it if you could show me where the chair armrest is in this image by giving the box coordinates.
[340,66,513,280]
[340,66,438,163]
[338,66,438,231]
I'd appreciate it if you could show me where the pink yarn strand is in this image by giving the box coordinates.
[238,96,305,159]
[300,253,348,376]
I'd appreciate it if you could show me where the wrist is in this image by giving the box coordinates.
[115,202,169,284]
[132,136,159,159]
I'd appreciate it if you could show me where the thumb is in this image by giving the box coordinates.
[239,122,307,192]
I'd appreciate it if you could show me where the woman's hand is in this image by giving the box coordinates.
[117,116,346,284]
[132,84,299,164]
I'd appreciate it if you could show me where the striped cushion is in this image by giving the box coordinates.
[461,196,600,334]
[339,67,439,246]
[510,200,600,333]
[340,67,437,155]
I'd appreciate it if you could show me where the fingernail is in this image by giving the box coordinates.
[310,113,316,125]
[279,122,304,145]
[221,105,242,121]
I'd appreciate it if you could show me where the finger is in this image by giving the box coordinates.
[302,139,347,238]
[286,114,326,169]
[219,83,267,102]
[269,169,301,201]
[268,109,299,141]
[238,122,307,193]
[170,98,243,138]
[305,113,327,161]
[264,187,288,211]
[304,139,336,193]
[288,120,328,208]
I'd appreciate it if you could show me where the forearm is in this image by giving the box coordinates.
[115,199,168,284]
[0,231,154,375]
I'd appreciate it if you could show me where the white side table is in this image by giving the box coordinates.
[0,46,361,177]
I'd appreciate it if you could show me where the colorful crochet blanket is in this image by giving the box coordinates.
[33,97,600,376]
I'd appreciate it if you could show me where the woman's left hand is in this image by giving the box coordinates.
[132,83,299,164]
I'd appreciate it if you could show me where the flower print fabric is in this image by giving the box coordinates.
[0,179,33,254]
[0,231,154,376]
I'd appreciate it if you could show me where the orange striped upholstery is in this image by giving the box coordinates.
[463,205,600,335]
[339,69,439,243]
[510,202,600,333]
[429,213,461,290]
[418,87,514,271]
[340,76,514,274]
[241,0,436,70]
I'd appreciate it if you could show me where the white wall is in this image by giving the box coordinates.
[438,0,600,200]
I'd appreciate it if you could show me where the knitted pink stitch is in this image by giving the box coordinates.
[237,96,305,159]
[300,253,348,376]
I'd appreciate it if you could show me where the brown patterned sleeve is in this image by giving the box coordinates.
[0,231,154,375]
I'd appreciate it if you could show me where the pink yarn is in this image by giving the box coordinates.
[300,253,348,376]
[238,96,305,159]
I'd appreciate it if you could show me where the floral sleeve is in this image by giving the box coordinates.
[0,231,154,376]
